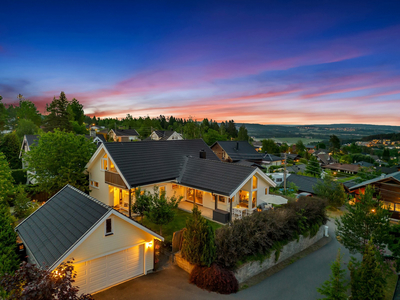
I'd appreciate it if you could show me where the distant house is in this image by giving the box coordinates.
[149,130,183,141]
[287,163,307,174]
[322,163,360,174]
[262,153,283,166]
[352,161,374,168]
[108,129,140,142]
[281,153,301,162]
[315,153,336,166]
[376,165,400,175]
[210,141,263,163]
[16,185,163,295]
[280,174,322,195]
[253,141,262,152]
[347,171,400,219]
[19,135,40,184]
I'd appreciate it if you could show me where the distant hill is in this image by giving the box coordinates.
[237,123,400,142]
[361,132,400,141]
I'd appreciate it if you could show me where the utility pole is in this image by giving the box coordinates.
[283,152,287,193]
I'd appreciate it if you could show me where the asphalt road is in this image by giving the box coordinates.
[95,219,359,300]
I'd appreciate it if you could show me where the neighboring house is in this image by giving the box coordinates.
[281,153,301,162]
[280,174,322,195]
[353,161,374,168]
[86,140,276,223]
[89,129,106,146]
[108,129,140,142]
[15,185,163,295]
[19,134,39,184]
[322,163,361,174]
[287,163,307,174]
[211,141,263,163]
[316,153,336,166]
[267,172,285,184]
[376,165,400,175]
[253,141,262,152]
[347,171,400,219]
[262,153,283,166]
[149,130,183,141]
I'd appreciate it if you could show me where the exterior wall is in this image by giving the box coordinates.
[210,143,230,162]
[174,251,195,274]
[88,148,109,205]
[167,132,183,140]
[235,226,325,283]
[67,214,155,272]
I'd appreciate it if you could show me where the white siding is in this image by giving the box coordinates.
[88,148,109,205]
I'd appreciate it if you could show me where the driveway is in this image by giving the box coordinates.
[95,219,358,300]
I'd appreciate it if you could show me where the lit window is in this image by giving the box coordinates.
[253,176,258,189]
[90,180,99,188]
[252,191,257,209]
[265,188,268,195]
[105,218,113,236]
[218,195,226,203]
[159,186,166,194]
[101,154,108,171]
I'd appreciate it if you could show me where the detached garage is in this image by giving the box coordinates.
[16,185,163,295]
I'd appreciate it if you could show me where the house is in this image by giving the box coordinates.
[376,165,400,175]
[267,172,286,184]
[353,161,374,168]
[210,141,263,163]
[316,153,336,166]
[262,153,283,166]
[322,163,361,174]
[287,163,307,174]
[253,141,262,152]
[148,130,183,141]
[281,153,302,162]
[15,185,163,295]
[281,174,322,195]
[86,140,276,223]
[347,171,400,219]
[19,134,40,184]
[108,129,140,142]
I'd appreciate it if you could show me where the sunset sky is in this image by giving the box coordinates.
[1,0,400,125]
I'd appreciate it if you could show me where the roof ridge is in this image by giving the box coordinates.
[66,184,112,211]
[177,156,189,183]
[188,155,257,170]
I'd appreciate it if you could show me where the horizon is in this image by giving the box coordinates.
[1,0,400,126]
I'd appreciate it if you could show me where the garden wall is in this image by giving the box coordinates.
[234,226,325,283]
[174,251,195,274]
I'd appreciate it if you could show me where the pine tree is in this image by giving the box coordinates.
[0,152,15,204]
[0,203,19,276]
[317,249,348,300]
[44,91,73,132]
[305,156,322,177]
[181,205,216,267]
[0,132,22,170]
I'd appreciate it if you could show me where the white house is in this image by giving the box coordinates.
[19,134,40,184]
[108,129,140,142]
[149,130,183,141]
[15,185,163,295]
[86,139,276,223]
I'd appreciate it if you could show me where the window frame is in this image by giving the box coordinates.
[90,180,99,189]
[105,218,113,236]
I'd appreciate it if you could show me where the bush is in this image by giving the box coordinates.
[189,263,238,294]
[215,197,327,271]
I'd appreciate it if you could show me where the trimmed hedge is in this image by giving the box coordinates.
[215,197,327,271]
[189,263,238,294]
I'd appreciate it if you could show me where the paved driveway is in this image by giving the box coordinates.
[95,219,358,300]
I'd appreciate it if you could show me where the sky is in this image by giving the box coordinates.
[1,0,400,125]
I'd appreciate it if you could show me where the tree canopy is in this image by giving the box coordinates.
[44,92,73,132]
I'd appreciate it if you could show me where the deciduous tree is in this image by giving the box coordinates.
[0,132,22,170]
[131,188,153,222]
[314,174,346,208]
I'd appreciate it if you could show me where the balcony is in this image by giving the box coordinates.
[105,171,127,189]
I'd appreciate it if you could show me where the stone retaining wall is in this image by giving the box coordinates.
[235,226,325,283]
[174,251,195,274]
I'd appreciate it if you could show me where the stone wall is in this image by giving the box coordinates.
[235,226,325,283]
[174,251,195,274]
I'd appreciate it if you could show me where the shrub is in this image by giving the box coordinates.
[189,263,238,294]
[215,197,327,270]
[181,206,216,267]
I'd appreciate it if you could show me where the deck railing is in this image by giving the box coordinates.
[105,171,127,189]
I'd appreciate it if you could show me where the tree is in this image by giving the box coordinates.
[203,129,227,146]
[13,185,39,220]
[305,156,322,177]
[0,96,7,130]
[0,261,94,300]
[16,119,40,140]
[237,125,249,141]
[262,139,279,154]
[295,140,306,156]
[317,249,348,300]
[68,98,85,125]
[314,174,346,208]
[24,130,97,195]
[279,143,289,153]
[43,91,73,132]
[0,152,15,204]
[348,240,387,300]
[0,132,22,170]
[131,188,153,222]
[16,98,41,127]
[335,186,391,254]
[388,223,400,271]
[145,188,182,235]
[0,203,19,277]
[317,142,326,150]
[382,148,390,162]
[181,206,216,267]
[329,135,341,155]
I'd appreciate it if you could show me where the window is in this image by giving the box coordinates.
[159,186,166,194]
[239,190,249,207]
[265,188,268,195]
[105,218,113,236]
[383,201,394,211]
[195,190,203,204]
[395,204,400,212]
[109,161,116,172]
[187,188,195,202]
[218,195,226,203]
[252,191,257,209]
[101,154,108,171]
[252,176,258,189]
[90,180,99,188]
[276,178,283,183]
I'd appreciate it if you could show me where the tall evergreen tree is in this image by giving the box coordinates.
[0,132,22,170]
[0,96,7,130]
[317,249,348,300]
[237,125,249,141]
[16,97,41,127]
[0,202,19,276]
[0,152,15,204]
[44,91,73,132]
[67,98,85,125]
[305,156,322,177]
[329,135,341,155]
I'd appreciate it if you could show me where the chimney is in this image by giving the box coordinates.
[199,149,206,159]
[90,129,96,137]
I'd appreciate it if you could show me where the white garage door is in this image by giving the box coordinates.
[74,244,144,295]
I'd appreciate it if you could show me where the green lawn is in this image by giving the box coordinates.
[336,175,359,183]
[140,208,222,244]
[385,271,398,300]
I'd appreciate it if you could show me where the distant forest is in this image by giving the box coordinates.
[362,132,400,141]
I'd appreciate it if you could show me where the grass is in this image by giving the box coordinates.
[384,271,398,300]
[336,175,359,183]
[140,208,222,244]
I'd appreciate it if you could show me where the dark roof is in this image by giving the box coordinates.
[26,135,39,147]
[113,129,139,136]
[376,166,400,174]
[179,157,255,196]
[322,163,360,173]
[349,171,400,190]
[342,179,360,190]
[352,161,374,168]
[287,164,307,174]
[212,141,263,161]
[103,139,219,188]
[262,153,282,162]
[282,174,322,194]
[233,160,265,169]
[153,130,176,140]
[281,153,301,160]
[95,134,106,143]
[16,185,111,268]
[317,154,336,165]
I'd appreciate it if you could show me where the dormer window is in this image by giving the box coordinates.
[101,154,108,171]
[105,218,113,236]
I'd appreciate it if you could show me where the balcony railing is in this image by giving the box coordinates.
[105,171,127,189]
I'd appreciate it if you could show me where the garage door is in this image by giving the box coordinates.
[74,244,144,295]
